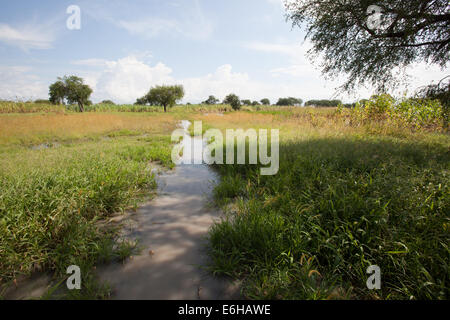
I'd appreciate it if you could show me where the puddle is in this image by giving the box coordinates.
[98,121,240,299]
[30,142,60,150]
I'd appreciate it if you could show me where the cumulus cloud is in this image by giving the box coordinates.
[87,56,174,103]
[80,54,333,104]
[0,66,48,100]
[0,23,54,50]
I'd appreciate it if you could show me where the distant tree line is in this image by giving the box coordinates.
[304,99,342,107]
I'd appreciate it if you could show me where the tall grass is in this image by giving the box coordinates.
[0,101,236,114]
[205,105,449,300]
[0,113,175,146]
[0,115,175,298]
[0,101,66,114]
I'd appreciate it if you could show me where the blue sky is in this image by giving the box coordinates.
[0,0,448,104]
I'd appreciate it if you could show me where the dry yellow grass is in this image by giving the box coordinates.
[0,113,177,145]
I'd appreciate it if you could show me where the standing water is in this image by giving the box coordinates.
[98,121,239,299]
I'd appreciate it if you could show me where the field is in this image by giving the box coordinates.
[0,99,448,299]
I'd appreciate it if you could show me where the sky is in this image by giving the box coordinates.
[0,0,448,104]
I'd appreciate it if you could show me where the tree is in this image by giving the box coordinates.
[223,94,241,110]
[276,97,303,106]
[49,76,92,112]
[203,95,219,105]
[252,101,260,106]
[285,1,450,92]
[260,98,271,105]
[145,85,184,112]
[241,99,252,106]
[135,97,147,105]
[304,99,342,107]
[101,100,115,105]
[49,80,66,105]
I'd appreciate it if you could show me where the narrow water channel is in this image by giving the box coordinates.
[98,121,239,299]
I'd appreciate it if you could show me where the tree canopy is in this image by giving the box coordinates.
[285,0,450,92]
[100,100,115,105]
[276,97,303,106]
[49,76,93,112]
[223,93,241,110]
[137,85,185,112]
[260,98,271,105]
[202,95,219,105]
[304,99,342,107]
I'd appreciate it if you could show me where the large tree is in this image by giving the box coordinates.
[145,85,184,112]
[285,0,450,92]
[223,93,241,110]
[49,76,92,112]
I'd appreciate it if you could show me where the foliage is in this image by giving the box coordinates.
[100,100,115,105]
[276,97,303,106]
[49,76,93,112]
[285,0,450,92]
[260,98,271,105]
[0,136,174,295]
[223,93,242,110]
[341,93,445,129]
[206,111,449,299]
[139,85,185,112]
[202,95,220,105]
[415,76,450,126]
[305,99,342,107]
[49,80,66,105]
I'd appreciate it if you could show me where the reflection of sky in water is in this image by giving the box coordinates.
[178,120,211,165]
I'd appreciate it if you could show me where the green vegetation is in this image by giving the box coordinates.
[260,99,271,106]
[223,93,241,111]
[285,1,449,92]
[276,97,303,106]
[202,95,220,105]
[206,97,449,300]
[49,76,93,112]
[135,85,185,112]
[0,96,448,300]
[0,111,176,299]
[305,99,342,107]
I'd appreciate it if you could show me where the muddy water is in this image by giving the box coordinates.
[98,121,240,299]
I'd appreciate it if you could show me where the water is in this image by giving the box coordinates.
[98,121,240,299]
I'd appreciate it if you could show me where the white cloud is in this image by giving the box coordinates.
[0,66,48,100]
[83,55,338,104]
[0,23,54,50]
[245,40,450,101]
[88,56,174,103]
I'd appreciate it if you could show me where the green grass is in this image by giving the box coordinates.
[0,135,174,298]
[208,132,449,300]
